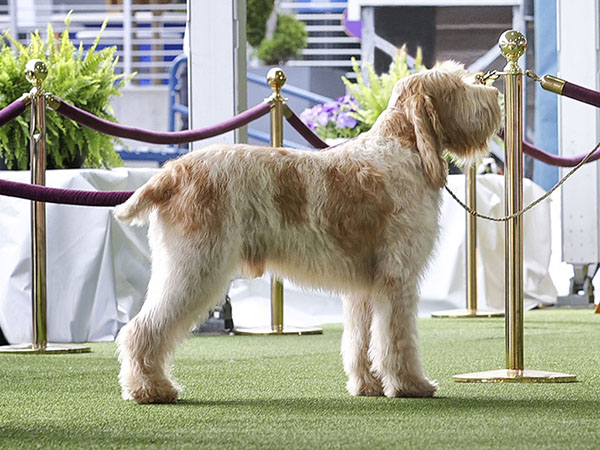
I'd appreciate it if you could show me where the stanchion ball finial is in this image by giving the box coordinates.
[499,30,527,63]
[25,59,48,88]
[267,68,286,94]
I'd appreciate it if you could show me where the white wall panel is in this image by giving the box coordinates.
[558,0,600,263]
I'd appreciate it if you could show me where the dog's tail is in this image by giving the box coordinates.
[114,165,179,225]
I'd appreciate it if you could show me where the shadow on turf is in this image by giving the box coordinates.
[170,396,590,415]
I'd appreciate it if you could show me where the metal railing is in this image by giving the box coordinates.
[279,0,361,69]
[2,1,359,82]
[3,1,186,85]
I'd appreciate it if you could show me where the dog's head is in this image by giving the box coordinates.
[387,61,502,188]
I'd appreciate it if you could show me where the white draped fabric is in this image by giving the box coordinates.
[0,169,555,343]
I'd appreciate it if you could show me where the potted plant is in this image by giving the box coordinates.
[0,13,132,170]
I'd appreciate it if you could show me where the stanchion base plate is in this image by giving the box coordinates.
[431,308,504,318]
[233,326,323,336]
[0,343,91,354]
[454,369,576,383]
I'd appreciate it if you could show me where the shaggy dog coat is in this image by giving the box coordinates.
[114,61,502,403]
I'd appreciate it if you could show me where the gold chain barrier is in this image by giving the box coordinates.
[453,30,576,383]
[0,60,90,354]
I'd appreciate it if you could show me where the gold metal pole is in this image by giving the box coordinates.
[29,61,48,351]
[234,68,321,336]
[0,60,89,354]
[268,68,286,334]
[270,276,284,333]
[454,31,574,382]
[432,167,503,318]
[466,165,478,313]
[503,44,525,371]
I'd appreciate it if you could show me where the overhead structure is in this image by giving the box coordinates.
[347,0,525,72]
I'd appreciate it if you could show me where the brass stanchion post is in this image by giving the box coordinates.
[268,68,286,334]
[235,68,321,336]
[432,166,503,318]
[0,60,89,354]
[454,31,574,382]
[465,166,479,313]
[30,60,48,351]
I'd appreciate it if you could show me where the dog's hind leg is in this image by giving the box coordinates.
[117,234,235,404]
[341,293,384,396]
[368,283,438,398]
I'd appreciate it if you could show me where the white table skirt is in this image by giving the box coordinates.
[0,169,555,343]
[0,168,155,344]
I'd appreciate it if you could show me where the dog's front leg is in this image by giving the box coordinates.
[368,284,438,398]
[341,293,384,396]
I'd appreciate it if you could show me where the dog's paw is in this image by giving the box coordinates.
[346,373,384,397]
[121,389,134,401]
[126,382,182,404]
[383,376,439,398]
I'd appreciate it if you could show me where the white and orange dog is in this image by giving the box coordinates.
[114,62,501,403]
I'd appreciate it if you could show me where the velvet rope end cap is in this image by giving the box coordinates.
[540,74,566,95]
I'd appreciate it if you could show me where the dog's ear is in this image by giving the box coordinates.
[409,94,448,189]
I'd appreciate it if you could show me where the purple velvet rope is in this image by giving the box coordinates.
[563,82,600,109]
[55,100,273,145]
[284,108,329,149]
[0,177,133,206]
[498,130,600,167]
[523,139,600,167]
[0,99,27,128]
[6,109,597,207]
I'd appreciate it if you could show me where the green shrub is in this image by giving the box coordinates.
[342,46,425,130]
[256,14,307,65]
[0,14,132,170]
[247,0,275,48]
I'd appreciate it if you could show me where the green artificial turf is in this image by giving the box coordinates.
[1,309,599,449]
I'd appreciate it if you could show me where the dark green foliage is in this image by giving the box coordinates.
[0,14,132,170]
[247,0,275,48]
[257,13,308,65]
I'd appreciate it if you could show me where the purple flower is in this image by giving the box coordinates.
[300,110,315,129]
[300,95,361,134]
[322,101,339,114]
[336,112,358,129]
[339,95,358,107]
[316,111,330,127]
